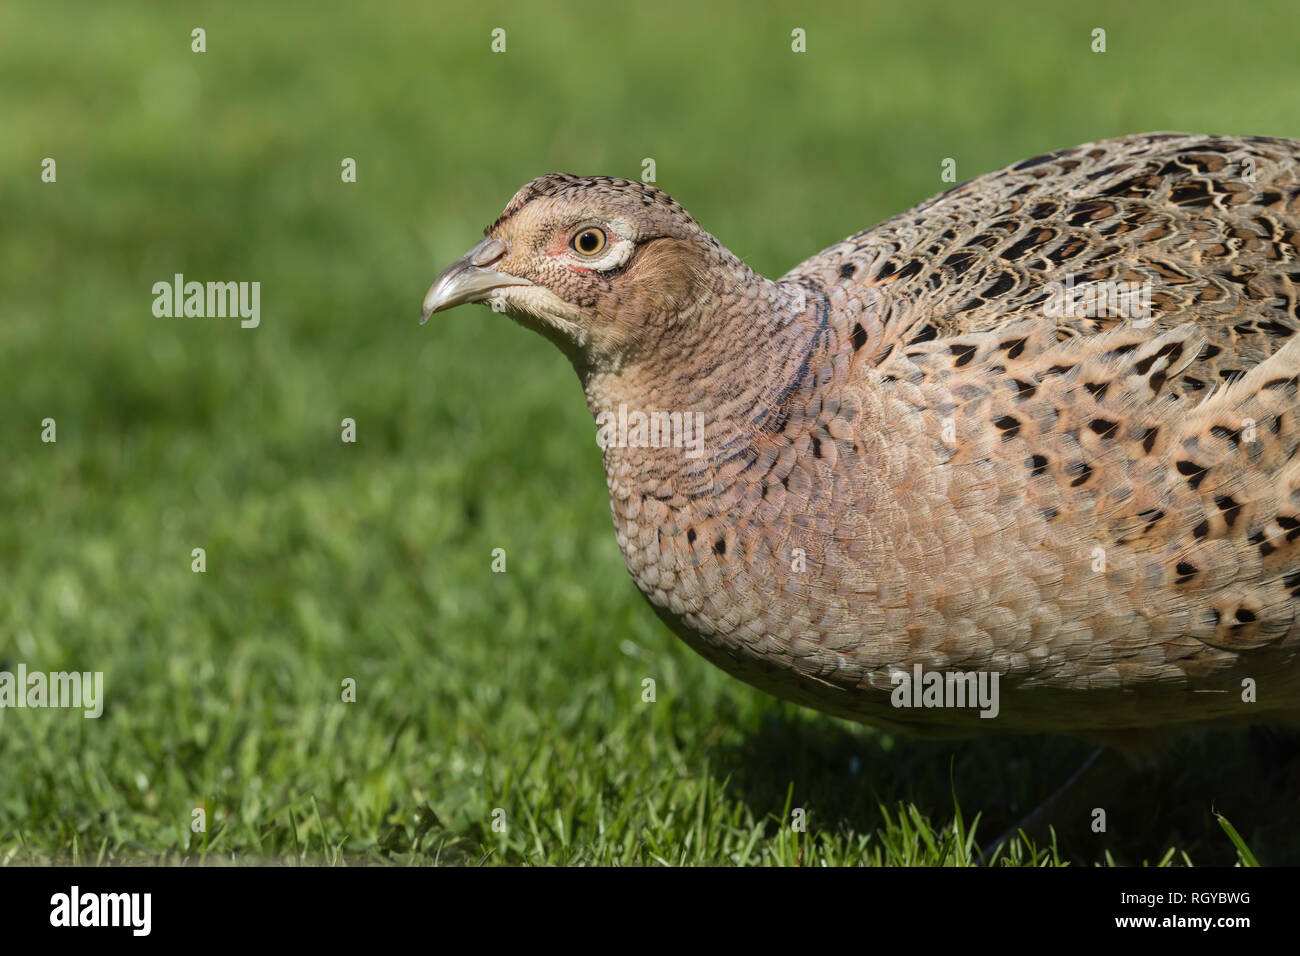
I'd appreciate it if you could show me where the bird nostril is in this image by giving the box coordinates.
[468,237,508,268]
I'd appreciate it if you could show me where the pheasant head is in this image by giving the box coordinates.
[421,174,782,378]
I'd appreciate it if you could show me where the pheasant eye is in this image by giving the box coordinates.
[572,227,607,256]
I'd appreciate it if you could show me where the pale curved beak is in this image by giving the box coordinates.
[420,237,534,323]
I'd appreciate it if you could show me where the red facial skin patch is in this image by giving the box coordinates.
[546,230,597,273]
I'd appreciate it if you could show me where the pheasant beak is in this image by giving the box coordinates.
[420,237,534,323]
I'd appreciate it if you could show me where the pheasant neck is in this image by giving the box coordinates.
[582,270,836,481]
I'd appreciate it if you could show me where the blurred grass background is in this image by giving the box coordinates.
[2,0,1298,864]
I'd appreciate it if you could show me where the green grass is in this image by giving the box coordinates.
[2,0,1297,865]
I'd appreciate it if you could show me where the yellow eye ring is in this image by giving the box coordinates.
[571,227,607,256]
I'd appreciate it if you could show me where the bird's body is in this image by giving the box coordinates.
[425,133,1300,751]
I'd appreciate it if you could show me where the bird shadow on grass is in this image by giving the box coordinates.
[712,709,1300,865]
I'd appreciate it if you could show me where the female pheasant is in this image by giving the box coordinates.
[422,133,1300,758]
